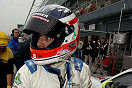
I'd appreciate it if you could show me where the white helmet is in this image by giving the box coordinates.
[23,4,80,65]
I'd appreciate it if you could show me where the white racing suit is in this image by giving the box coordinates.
[12,57,92,88]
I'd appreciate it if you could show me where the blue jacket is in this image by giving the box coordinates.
[8,37,20,55]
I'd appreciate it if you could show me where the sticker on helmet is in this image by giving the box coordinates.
[33,54,36,59]
[32,16,49,22]
[72,32,77,40]
[60,49,69,55]
[32,12,48,18]
[69,42,76,49]
[14,73,22,85]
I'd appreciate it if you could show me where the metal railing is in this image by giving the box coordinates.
[40,0,122,17]
[67,0,122,17]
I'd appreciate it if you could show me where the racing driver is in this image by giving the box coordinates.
[12,4,92,88]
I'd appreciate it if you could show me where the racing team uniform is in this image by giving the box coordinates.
[12,4,92,88]
[13,57,92,88]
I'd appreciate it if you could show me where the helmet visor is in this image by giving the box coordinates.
[23,12,67,38]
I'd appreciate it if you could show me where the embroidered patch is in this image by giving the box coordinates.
[14,73,22,85]
[67,82,80,87]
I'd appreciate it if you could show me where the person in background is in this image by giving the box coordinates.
[12,4,92,88]
[77,40,84,59]
[92,35,100,58]
[13,32,32,70]
[21,33,32,41]
[100,38,108,60]
[106,39,114,55]
[8,29,20,55]
[82,36,96,66]
[0,32,14,88]
[72,40,83,59]
[14,38,31,70]
[94,38,108,75]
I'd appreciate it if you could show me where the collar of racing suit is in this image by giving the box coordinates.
[43,59,72,88]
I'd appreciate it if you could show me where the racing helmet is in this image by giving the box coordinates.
[0,32,8,46]
[23,4,80,65]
